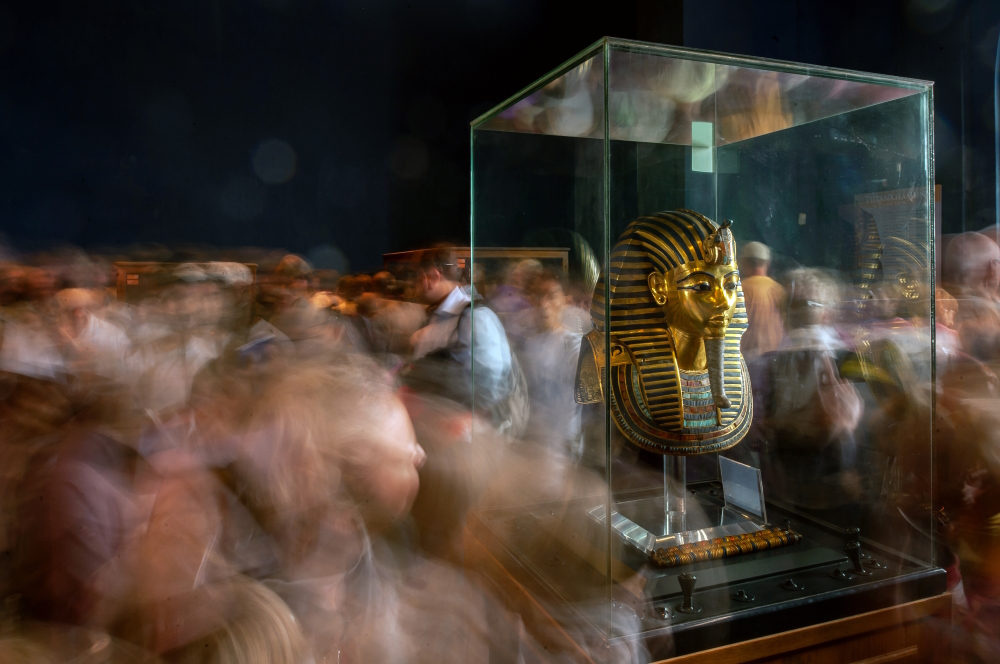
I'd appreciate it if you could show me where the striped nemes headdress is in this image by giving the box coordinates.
[578,209,752,455]
[591,209,735,333]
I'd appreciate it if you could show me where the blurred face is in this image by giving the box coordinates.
[164,283,224,330]
[533,281,565,331]
[650,263,740,339]
[192,282,228,328]
[57,306,88,338]
[347,397,425,531]
[415,266,450,305]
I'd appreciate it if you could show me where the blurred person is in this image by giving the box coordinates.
[279,270,371,354]
[739,241,786,360]
[269,254,312,313]
[472,398,652,663]
[165,576,305,664]
[876,382,1000,661]
[173,263,239,354]
[253,253,310,331]
[0,305,64,385]
[757,268,863,508]
[0,372,72,445]
[343,276,379,350]
[231,358,427,661]
[129,267,226,414]
[402,384,501,566]
[360,272,427,365]
[0,374,74,598]
[490,258,541,324]
[121,359,286,657]
[332,275,357,315]
[408,246,517,420]
[250,255,327,358]
[203,261,255,344]
[945,231,1000,361]
[124,460,248,656]
[245,358,540,664]
[0,267,72,575]
[55,287,131,381]
[399,253,511,560]
[517,271,584,461]
[273,253,312,293]
[240,358,425,547]
[9,383,147,632]
[404,250,523,571]
[781,267,848,354]
[286,295,369,358]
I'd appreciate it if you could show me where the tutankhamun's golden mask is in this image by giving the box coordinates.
[576,210,753,455]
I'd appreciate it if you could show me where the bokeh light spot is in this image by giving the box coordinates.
[252,138,297,185]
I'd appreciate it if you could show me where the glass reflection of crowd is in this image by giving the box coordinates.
[0,231,998,661]
[742,231,1000,662]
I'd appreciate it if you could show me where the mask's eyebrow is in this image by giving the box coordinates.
[725,271,739,279]
[677,271,714,282]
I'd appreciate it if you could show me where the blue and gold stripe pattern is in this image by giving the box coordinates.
[680,372,717,430]
[586,209,752,455]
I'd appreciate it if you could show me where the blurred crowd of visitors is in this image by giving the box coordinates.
[0,229,997,662]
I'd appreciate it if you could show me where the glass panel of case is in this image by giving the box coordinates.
[470,38,940,656]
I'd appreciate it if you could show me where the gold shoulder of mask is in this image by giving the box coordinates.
[575,329,631,405]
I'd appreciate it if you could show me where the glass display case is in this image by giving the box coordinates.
[467,38,943,659]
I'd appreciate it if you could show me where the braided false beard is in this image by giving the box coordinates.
[704,337,731,410]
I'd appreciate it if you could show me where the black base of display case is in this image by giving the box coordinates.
[467,480,947,660]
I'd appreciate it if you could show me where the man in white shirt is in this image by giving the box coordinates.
[408,246,512,409]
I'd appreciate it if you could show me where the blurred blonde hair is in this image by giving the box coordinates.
[170,576,304,664]
[236,355,395,523]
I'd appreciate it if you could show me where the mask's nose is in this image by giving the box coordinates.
[710,283,731,311]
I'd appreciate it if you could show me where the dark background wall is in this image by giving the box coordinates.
[0,0,996,271]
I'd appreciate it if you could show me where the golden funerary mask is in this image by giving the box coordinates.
[576,210,752,455]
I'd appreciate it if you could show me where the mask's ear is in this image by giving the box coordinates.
[648,271,668,306]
